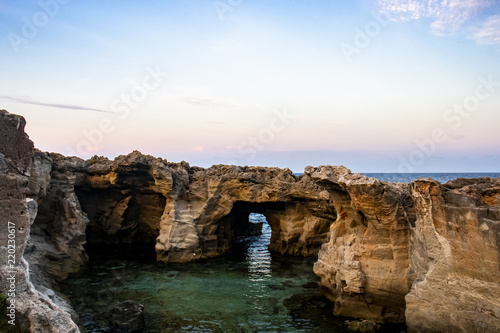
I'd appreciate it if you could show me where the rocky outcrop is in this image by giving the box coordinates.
[72,152,336,262]
[26,151,89,284]
[0,110,80,332]
[309,166,413,323]
[310,167,500,331]
[2,108,500,333]
[155,163,337,262]
[406,178,500,332]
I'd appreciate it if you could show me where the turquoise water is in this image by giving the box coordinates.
[60,214,351,332]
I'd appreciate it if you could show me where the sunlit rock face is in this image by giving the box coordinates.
[70,153,336,262]
[406,178,500,333]
[155,164,337,262]
[308,165,414,323]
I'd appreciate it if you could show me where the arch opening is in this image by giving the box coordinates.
[212,200,333,259]
[75,187,163,262]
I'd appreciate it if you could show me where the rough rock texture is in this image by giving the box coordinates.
[26,151,89,283]
[0,110,80,332]
[76,153,169,251]
[72,152,336,262]
[155,163,337,262]
[308,166,413,323]
[2,108,500,332]
[406,178,500,332]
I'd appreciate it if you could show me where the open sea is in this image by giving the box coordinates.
[294,172,500,183]
[363,172,500,183]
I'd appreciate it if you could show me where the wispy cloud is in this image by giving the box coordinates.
[0,96,114,113]
[204,121,226,125]
[177,96,246,108]
[473,15,500,44]
[377,0,494,35]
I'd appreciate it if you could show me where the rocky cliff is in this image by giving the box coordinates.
[0,110,80,332]
[73,152,336,262]
[406,178,500,332]
[308,166,413,323]
[1,109,499,333]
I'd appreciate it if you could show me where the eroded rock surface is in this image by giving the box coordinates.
[71,152,335,262]
[406,178,500,332]
[0,110,80,332]
[26,151,89,286]
[308,166,413,323]
[2,108,500,333]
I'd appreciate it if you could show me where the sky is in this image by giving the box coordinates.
[1,0,499,172]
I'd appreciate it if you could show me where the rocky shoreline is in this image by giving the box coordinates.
[1,109,499,332]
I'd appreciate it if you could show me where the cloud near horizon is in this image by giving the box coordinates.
[0,96,113,114]
[377,0,495,37]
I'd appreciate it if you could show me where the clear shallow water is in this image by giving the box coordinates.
[61,214,354,332]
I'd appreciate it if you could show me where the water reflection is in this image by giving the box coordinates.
[245,213,272,282]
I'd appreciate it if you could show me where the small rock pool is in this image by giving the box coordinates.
[59,214,403,332]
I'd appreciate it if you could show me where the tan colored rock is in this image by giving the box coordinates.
[77,155,336,262]
[406,178,500,333]
[3,109,500,332]
[308,165,412,323]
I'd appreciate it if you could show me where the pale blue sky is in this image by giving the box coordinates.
[1,0,499,172]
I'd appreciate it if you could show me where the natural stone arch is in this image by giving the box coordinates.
[157,195,335,263]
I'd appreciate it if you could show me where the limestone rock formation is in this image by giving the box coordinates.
[26,151,89,284]
[406,178,500,332]
[77,152,169,252]
[0,110,80,333]
[71,152,335,262]
[308,165,413,323]
[155,163,337,262]
[2,108,500,333]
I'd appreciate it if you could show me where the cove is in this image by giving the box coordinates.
[61,214,345,332]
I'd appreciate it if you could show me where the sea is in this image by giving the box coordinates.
[294,172,500,183]
[363,172,500,183]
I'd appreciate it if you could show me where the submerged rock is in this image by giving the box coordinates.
[246,221,264,236]
[345,319,380,333]
[109,300,145,333]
